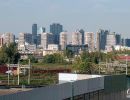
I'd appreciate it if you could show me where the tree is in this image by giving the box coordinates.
[0,43,20,64]
[43,53,64,64]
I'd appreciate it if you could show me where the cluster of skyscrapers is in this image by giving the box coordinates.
[0,23,130,54]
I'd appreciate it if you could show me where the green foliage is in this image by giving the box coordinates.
[28,55,38,63]
[0,43,20,64]
[64,48,74,58]
[43,53,65,64]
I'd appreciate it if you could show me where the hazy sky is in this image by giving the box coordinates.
[0,0,130,38]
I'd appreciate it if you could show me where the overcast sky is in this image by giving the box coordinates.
[0,0,130,38]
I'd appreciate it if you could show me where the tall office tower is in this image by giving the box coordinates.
[115,34,121,45]
[106,33,116,47]
[125,39,130,47]
[41,33,53,50]
[96,29,109,51]
[32,24,37,45]
[60,32,67,50]
[3,33,15,45]
[24,33,32,44]
[84,32,94,51]
[121,38,125,46]
[18,33,32,45]
[37,34,41,45]
[72,31,82,45]
[50,23,63,44]
[79,29,85,45]
[38,27,46,34]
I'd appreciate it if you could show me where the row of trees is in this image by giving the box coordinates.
[0,43,20,64]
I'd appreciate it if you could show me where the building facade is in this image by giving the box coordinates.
[84,32,94,51]
[125,39,130,47]
[116,34,121,45]
[72,31,82,45]
[60,32,67,50]
[41,33,53,50]
[32,24,37,45]
[3,33,15,45]
[50,23,63,44]
[79,29,85,45]
[96,29,109,51]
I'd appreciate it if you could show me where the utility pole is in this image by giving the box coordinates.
[18,61,20,85]
[28,59,31,85]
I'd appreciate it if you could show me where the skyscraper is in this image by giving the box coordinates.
[32,24,37,45]
[38,27,46,34]
[18,33,32,47]
[96,29,109,51]
[115,34,121,45]
[84,32,94,51]
[50,23,63,44]
[125,39,130,47]
[106,33,116,46]
[60,32,67,50]
[79,29,85,45]
[41,33,53,50]
[72,31,82,45]
[3,33,15,45]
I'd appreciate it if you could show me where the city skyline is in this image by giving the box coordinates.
[0,0,130,38]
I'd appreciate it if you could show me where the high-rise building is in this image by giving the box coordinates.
[32,24,37,45]
[18,33,32,45]
[84,32,94,51]
[3,33,15,45]
[121,38,125,46]
[105,33,116,51]
[41,33,53,50]
[60,32,67,50]
[96,29,109,51]
[50,23,63,44]
[37,34,41,45]
[125,39,130,47]
[38,27,46,34]
[72,31,82,45]
[106,33,116,46]
[115,34,121,45]
[79,29,85,45]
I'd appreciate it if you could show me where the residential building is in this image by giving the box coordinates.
[60,32,67,50]
[50,23,63,44]
[18,33,32,45]
[105,33,116,51]
[72,31,82,45]
[84,32,94,51]
[3,33,15,45]
[41,33,53,50]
